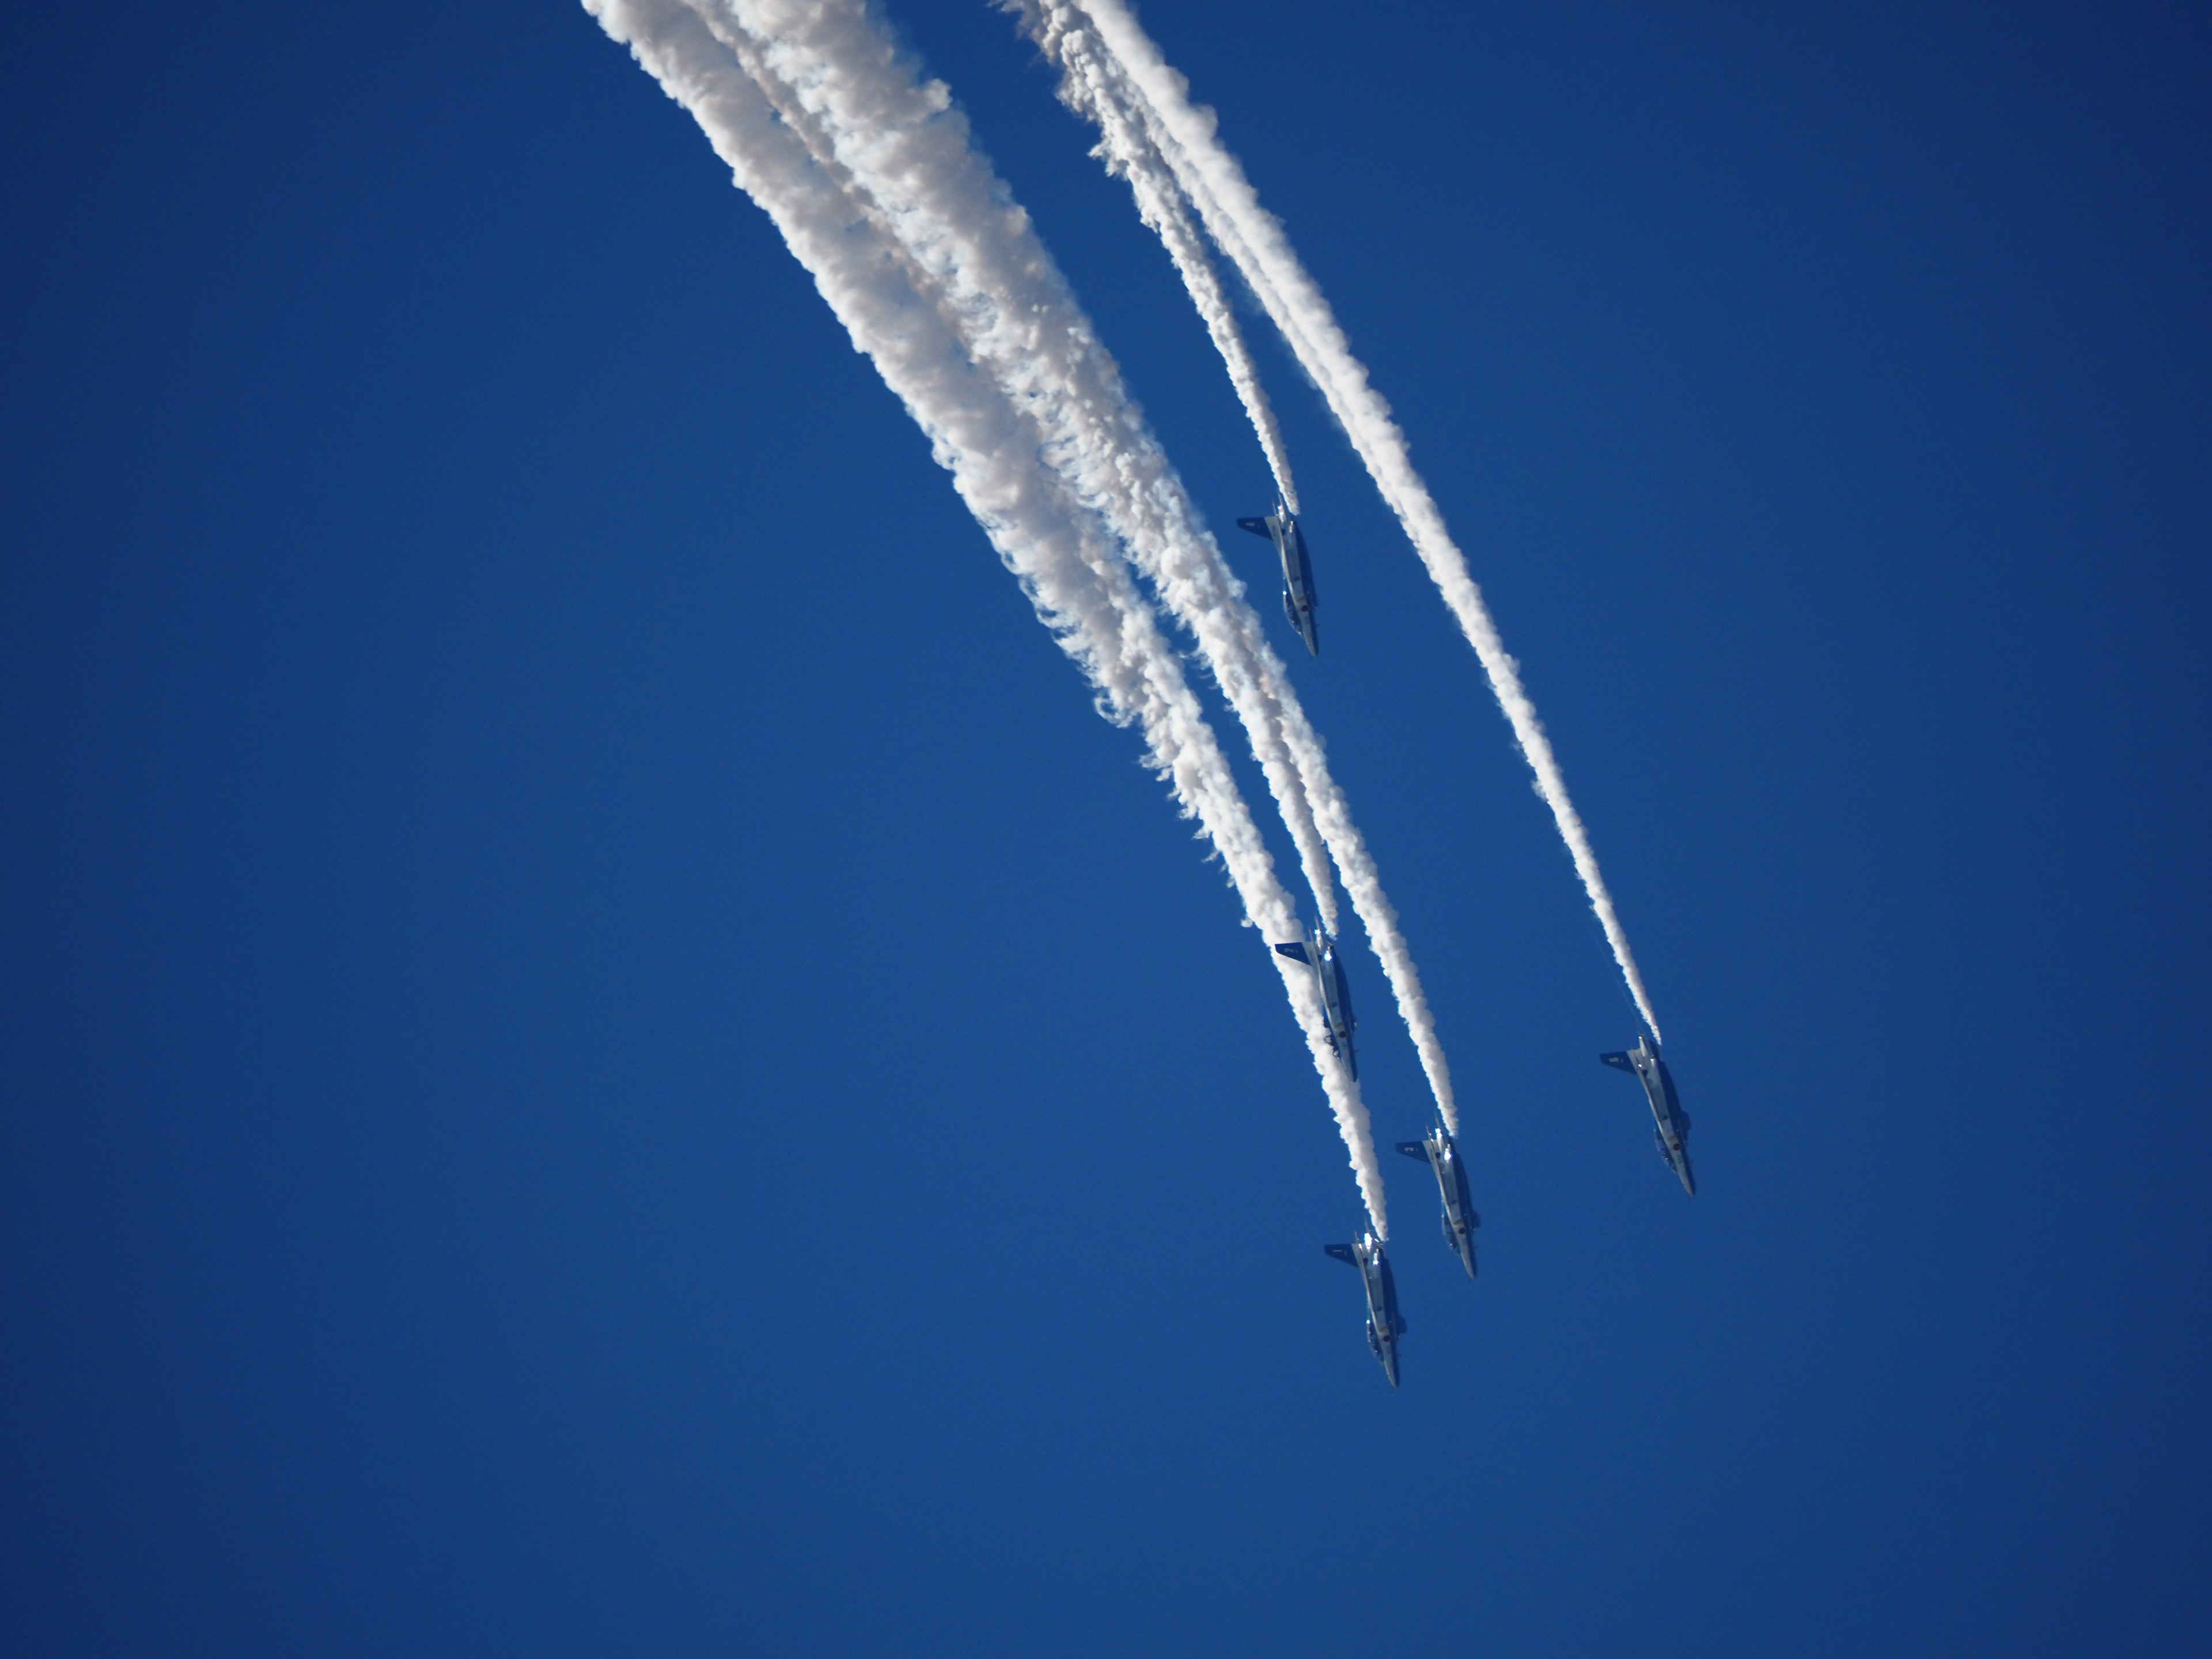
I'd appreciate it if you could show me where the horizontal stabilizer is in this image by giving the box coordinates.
[1235,516,1272,537]
[1394,1141,1430,1161]
[1599,1050,1634,1071]
[1273,941,1315,965]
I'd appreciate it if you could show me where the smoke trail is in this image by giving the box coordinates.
[582,0,1389,1222]
[667,0,1347,940]
[699,0,1459,1131]
[1035,0,1666,1041]
[1051,20,1296,514]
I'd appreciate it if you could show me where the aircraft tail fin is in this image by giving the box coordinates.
[1323,1243,1358,1267]
[1599,1050,1634,1071]
[1235,515,1272,538]
[1393,1141,1430,1161]
[1272,941,1315,965]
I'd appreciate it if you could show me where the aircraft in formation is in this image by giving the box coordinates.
[1237,500,1320,656]
[1324,1233,1406,1387]
[1310,1029,1692,1385]
[1273,920,1356,1076]
[1601,1032,1695,1195]
[1233,497,1691,1382]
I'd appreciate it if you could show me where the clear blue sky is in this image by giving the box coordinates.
[5,2,2208,1653]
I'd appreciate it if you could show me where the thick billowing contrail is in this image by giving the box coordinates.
[691,0,1460,1134]
[690,0,1338,944]
[583,0,1392,1222]
[1028,0,1666,1041]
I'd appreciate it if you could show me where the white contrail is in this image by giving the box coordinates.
[1050,18,1297,514]
[690,0,1337,941]
[1034,0,1666,1041]
[699,0,1460,1132]
[582,0,1391,1224]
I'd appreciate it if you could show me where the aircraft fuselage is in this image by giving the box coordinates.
[1274,923,1357,1078]
[1237,505,1320,656]
[1325,1234,1405,1385]
[1601,1035,1695,1195]
[1396,1126,1479,1277]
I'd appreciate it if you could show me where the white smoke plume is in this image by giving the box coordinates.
[688,0,1338,942]
[692,0,1460,1134]
[582,0,1393,1222]
[1053,21,1297,515]
[1031,0,1666,1042]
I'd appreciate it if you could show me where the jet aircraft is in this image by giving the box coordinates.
[1324,1233,1406,1386]
[1600,1033,1695,1195]
[1236,501,1320,656]
[1274,921,1357,1076]
[1396,1124,1480,1277]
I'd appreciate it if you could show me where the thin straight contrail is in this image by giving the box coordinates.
[583,0,1393,1222]
[1053,20,1297,515]
[1028,0,1666,1041]
[698,0,1460,1134]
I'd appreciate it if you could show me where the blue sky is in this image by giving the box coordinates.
[4,2,2209,1653]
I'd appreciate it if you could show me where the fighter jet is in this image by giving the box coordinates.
[1273,921,1357,1077]
[1396,1124,1480,1278]
[1236,500,1320,656]
[1600,1033,1695,1195]
[1324,1233,1406,1386]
